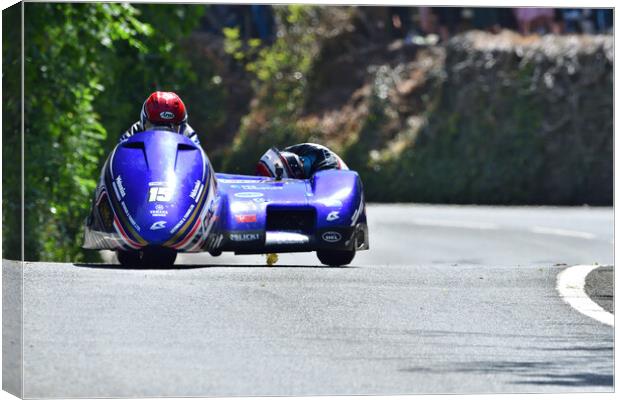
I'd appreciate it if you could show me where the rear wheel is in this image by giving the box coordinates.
[317,249,355,266]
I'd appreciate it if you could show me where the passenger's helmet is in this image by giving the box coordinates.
[140,91,188,132]
[256,147,305,179]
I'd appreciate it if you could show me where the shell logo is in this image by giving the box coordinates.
[160,111,175,120]
[322,231,342,243]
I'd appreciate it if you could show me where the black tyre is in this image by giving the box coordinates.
[140,247,177,268]
[116,250,141,267]
[316,249,355,266]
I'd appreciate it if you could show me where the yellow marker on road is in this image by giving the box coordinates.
[266,253,279,266]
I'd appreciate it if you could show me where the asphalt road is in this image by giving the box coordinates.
[586,266,614,313]
[6,204,614,397]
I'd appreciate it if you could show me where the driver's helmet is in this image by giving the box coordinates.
[256,147,305,179]
[140,91,188,133]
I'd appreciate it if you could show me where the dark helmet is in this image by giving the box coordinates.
[256,147,305,179]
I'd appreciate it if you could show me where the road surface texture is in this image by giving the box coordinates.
[6,204,614,397]
[586,266,614,313]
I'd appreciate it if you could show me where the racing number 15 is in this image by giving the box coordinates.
[149,186,171,202]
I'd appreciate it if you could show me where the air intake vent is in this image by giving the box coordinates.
[177,143,197,151]
[121,141,145,149]
[266,208,315,234]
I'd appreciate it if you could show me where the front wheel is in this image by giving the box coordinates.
[140,247,177,268]
[116,247,177,268]
[316,249,355,266]
[116,250,141,267]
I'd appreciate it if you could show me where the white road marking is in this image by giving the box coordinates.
[411,218,498,230]
[531,226,596,240]
[556,264,614,327]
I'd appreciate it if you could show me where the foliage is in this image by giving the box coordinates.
[2,4,22,260]
[341,33,612,205]
[221,5,329,174]
[223,28,612,205]
[94,4,208,151]
[19,3,205,261]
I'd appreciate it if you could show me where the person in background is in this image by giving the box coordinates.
[418,6,436,35]
[432,7,462,42]
[513,8,555,35]
[591,9,612,33]
[594,9,613,33]
[250,5,275,44]
[471,7,502,33]
[388,7,412,39]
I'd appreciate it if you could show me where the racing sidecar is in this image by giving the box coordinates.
[83,130,369,266]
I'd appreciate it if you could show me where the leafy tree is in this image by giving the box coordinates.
[2,3,23,260]
[20,3,205,261]
[222,5,327,174]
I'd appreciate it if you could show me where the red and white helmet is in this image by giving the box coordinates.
[256,147,305,179]
[140,91,188,131]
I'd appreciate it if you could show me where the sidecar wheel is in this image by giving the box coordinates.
[316,249,355,266]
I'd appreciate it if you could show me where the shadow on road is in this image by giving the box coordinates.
[511,372,613,387]
[401,358,613,388]
[73,263,354,271]
[396,330,613,389]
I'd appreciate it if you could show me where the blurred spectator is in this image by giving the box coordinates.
[250,5,275,44]
[471,8,501,33]
[561,8,599,34]
[418,7,436,35]
[388,7,412,39]
[355,6,390,40]
[200,5,275,44]
[513,8,555,35]
[561,9,581,33]
[496,8,518,31]
[200,5,612,46]
[593,9,613,33]
[201,5,239,34]
[432,7,462,41]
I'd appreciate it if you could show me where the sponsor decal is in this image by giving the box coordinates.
[230,232,260,241]
[189,180,202,200]
[148,182,172,202]
[170,204,196,234]
[326,211,340,221]
[160,111,175,120]
[148,186,172,202]
[239,185,283,190]
[234,192,264,199]
[219,179,262,184]
[150,221,167,230]
[115,175,126,198]
[150,204,168,217]
[322,231,342,243]
[230,200,258,213]
[183,204,196,219]
[235,214,257,223]
[120,201,141,232]
[320,199,343,208]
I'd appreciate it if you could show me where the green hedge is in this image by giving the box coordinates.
[225,30,613,205]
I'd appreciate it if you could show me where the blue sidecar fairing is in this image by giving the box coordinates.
[84,130,368,262]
